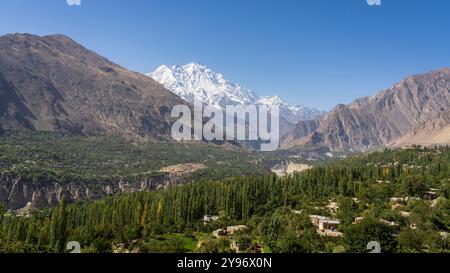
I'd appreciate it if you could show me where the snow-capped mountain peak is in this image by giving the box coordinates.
[148,63,258,108]
[147,63,325,123]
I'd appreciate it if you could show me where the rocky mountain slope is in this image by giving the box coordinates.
[283,68,450,150]
[0,33,186,140]
[148,63,325,124]
[391,110,450,146]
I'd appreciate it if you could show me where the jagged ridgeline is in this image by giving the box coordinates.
[1,147,449,253]
[282,68,450,150]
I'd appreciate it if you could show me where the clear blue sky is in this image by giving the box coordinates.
[1,0,450,110]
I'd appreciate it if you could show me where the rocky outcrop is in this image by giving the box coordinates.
[0,172,190,210]
[283,68,450,150]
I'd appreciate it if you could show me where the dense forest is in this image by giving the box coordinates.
[0,131,272,184]
[1,144,449,253]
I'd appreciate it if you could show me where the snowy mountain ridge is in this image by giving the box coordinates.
[147,63,325,123]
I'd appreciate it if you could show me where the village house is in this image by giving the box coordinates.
[353,216,365,224]
[203,215,219,223]
[213,225,247,238]
[400,211,411,217]
[424,190,439,200]
[226,225,247,235]
[309,215,342,237]
[319,219,340,231]
[291,209,303,215]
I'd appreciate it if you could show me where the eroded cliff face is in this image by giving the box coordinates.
[0,173,186,210]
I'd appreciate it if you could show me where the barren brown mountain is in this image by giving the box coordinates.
[0,33,186,140]
[283,68,450,151]
[391,110,450,146]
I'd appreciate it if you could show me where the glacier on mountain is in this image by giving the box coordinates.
[147,63,325,123]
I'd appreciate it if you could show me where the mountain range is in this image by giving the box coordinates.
[282,68,450,150]
[0,33,449,152]
[148,63,325,124]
